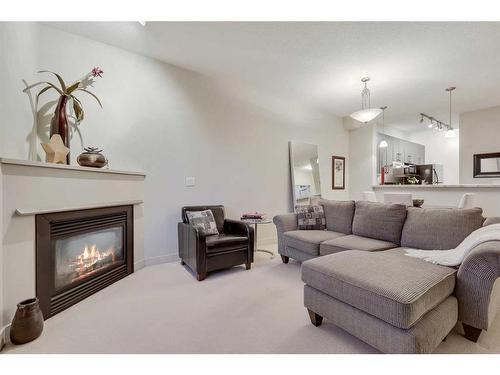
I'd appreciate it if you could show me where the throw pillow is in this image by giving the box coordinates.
[295,205,326,230]
[186,209,219,236]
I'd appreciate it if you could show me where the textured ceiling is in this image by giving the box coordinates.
[48,22,500,131]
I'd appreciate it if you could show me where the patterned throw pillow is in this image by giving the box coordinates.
[186,210,219,236]
[295,205,326,230]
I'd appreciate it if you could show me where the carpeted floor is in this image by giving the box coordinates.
[4,244,500,354]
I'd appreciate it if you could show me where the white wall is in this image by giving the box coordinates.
[460,105,500,184]
[0,22,350,263]
[348,121,376,200]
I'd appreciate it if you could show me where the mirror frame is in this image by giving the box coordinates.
[473,152,500,178]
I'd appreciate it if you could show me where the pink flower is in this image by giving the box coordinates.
[91,67,104,78]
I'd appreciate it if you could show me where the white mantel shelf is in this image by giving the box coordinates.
[373,184,500,189]
[0,158,146,177]
[16,200,144,216]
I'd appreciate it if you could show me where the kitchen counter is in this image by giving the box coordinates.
[371,184,500,216]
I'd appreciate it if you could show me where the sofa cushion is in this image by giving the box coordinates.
[401,207,484,250]
[319,234,397,255]
[301,248,457,329]
[352,201,407,244]
[295,205,326,230]
[319,199,355,234]
[284,230,345,256]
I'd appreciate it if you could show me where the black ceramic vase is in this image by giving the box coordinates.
[10,298,44,345]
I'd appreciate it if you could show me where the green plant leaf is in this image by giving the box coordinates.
[78,89,103,108]
[26,81,64,96]
[72,96,84,122]
[23,81,54,93]
[38,70,67,92]
[36,85,54,100]
[66,81,80,94]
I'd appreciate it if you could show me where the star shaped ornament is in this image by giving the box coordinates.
[42,134,70,164]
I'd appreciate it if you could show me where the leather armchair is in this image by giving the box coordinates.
[178,205,254,281]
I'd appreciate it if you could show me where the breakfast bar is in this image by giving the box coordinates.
[372,184,500,216]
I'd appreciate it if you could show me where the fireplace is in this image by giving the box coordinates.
[36,205,133,318]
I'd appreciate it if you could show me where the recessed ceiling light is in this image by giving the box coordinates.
[138,21,146,26]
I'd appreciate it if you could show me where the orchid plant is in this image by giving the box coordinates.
[23,67,103,123]
[23,68,104,164]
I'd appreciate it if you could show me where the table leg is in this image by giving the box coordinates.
[254,223,274,259]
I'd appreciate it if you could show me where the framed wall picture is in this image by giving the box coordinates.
[332,156,345,190]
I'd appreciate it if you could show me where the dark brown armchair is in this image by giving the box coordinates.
[178,205,254,281]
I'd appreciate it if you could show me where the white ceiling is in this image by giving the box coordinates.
[48,22,500,130]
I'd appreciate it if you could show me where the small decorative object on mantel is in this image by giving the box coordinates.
[23,67,104,165]
[10,298,44,345]
[77,147,108,168]
[332,155,346,190]
[41,134,70,164]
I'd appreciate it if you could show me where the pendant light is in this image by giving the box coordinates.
[378,106,388,148]
[350,77,383,123]
[444,86,457,138]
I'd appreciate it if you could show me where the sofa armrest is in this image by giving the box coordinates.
[456,240,500,330]
[273,213,298,256]
[178,222,207,273]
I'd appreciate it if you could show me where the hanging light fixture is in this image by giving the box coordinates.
[350,77,383,123]
[378,106,388,148]
[445,86,457,138]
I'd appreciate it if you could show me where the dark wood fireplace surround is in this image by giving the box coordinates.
[36,205,133,319]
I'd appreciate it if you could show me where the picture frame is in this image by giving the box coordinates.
[332,155,345,190]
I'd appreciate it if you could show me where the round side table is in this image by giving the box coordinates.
[241,218,274,259]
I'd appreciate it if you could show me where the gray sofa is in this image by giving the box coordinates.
[273,199,500,353]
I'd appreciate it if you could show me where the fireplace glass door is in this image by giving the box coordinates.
[54,227,124,290]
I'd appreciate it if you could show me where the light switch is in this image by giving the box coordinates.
[185,177,195,187]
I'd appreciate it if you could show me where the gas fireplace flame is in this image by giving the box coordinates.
[74,244,116,275]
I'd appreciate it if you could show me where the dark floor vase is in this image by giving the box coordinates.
[10,298,44,345]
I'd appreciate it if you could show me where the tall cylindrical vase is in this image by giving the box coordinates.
[50,95,70,164]
[10,298,44,345]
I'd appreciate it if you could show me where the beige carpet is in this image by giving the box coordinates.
[4,244,500,354]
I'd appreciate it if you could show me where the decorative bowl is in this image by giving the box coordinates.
[77,147,108,168]
[413,199,425,208]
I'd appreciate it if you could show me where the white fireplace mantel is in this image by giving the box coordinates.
[0,157,146,333]
[0,158,146,177]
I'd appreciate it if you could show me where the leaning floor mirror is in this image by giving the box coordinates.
[289,141,322,207]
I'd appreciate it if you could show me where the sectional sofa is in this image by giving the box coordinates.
[273,199,500,353]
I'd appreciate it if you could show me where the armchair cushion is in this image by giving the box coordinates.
[185,209,219,236]
[206,234,249,249]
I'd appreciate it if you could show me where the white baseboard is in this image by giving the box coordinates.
[134,259,146,271]
[0,324,11,351]
[144,253,179,267]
